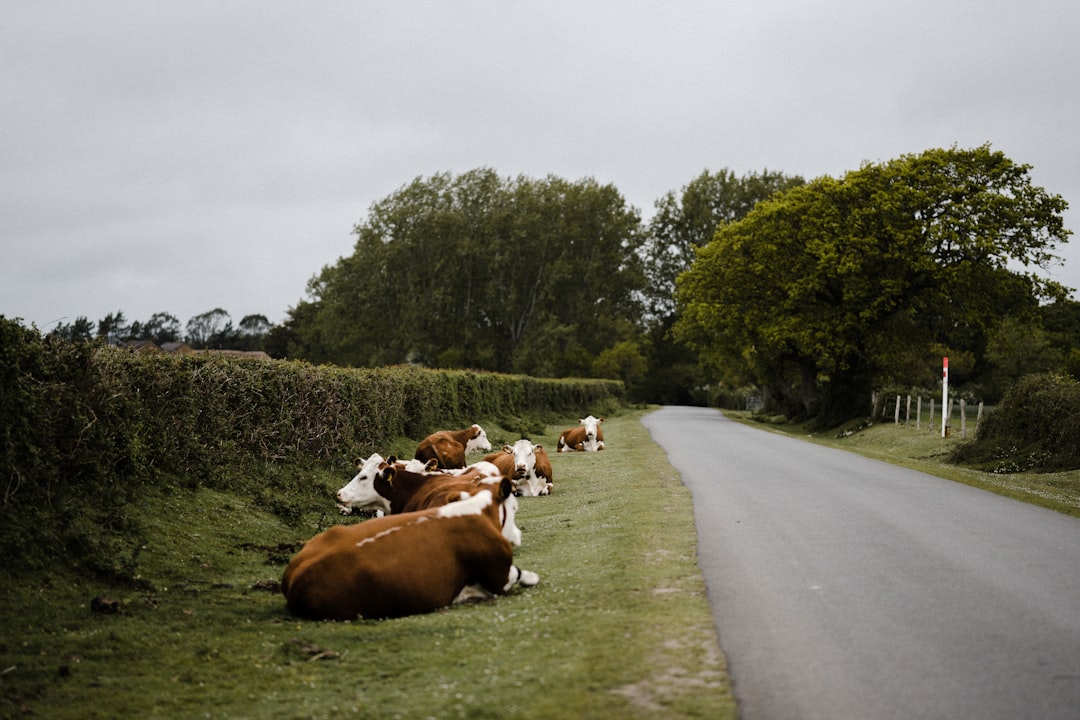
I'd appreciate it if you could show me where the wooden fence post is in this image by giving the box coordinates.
[960,398,967,439]
[917,396,922,430]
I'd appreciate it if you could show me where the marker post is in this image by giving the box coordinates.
[941,357,949,438]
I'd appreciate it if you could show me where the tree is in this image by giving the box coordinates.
[141,312,182,345]
[287,169,646,375]
[97,311,129,345]
[641,168,804,321]
[186,308,234,349]
[675,145,1072,425]
[48,316,94,342]
[984,316,1064,398]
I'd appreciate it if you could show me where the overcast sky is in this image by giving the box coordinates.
[3,1,1078,333]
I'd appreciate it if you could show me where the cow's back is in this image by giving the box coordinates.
[282,511,513,620]
[415,432,467,469]
[557,427,587,451]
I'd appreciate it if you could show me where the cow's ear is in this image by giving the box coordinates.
[425,458,439,472]
[386,455,398,464]
[499,477,513,499]
[381,466,396,486]
[598,417,605,422]
[353,456,363,468]
[502,444,513,453]
[533,443,544,451]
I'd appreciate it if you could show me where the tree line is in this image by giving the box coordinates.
[49,308,272,352]
[34,145,1080,425]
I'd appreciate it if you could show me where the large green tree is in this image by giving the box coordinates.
[675,145,1072,425]
[285,169,646,375]
[642,168,805,320]
[636,168,804,403]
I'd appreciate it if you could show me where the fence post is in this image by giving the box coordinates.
[894,395,901,425]
[905,395,912,427]
[928,398,935,433]
[917,396,922,430]
[960,398,967,439]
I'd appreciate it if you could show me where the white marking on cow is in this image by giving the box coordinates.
[354,524,405,547]
[436,489,493,518]
[464,424,493,454]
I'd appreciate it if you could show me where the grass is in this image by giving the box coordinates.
[727,411,1080,519]
[0,410,735,720]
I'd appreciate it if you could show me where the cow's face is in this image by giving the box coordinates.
[335,453,391,513]
[579,415,603,442]
[465,424,492,454]
[503,439,537,479]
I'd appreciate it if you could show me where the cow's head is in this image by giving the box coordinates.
[501,439,538,480]
[335,453,391,514]
[465,424,492,454]
[579,415,604,443]
[439,476,523,546]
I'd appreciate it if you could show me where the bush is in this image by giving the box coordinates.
[950,373,1080,473]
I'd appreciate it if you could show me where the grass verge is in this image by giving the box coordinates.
[727,411,1080,519]
[0,410,734,720]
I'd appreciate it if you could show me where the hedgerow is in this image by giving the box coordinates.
[0,317,623,577]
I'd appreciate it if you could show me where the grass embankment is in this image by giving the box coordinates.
[0,411,734,720]
[728,411,1080,519]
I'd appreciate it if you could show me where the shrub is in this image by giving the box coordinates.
[950,373,1080,472]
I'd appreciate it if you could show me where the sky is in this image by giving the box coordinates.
[3,1,1079,334]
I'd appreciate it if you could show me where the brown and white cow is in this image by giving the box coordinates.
[483,439,553,496]
[336,455,501,516]
[414,424,492,469]
[282,478,539,620]
[557,415,605,452]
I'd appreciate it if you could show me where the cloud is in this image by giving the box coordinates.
[2,0,1077,332]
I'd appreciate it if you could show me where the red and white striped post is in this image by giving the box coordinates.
[941,357,949,438]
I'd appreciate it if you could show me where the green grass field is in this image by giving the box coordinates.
[0,410,735,720]
[730,411,1080,519]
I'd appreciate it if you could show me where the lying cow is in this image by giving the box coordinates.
[557,415,605,452]
[414,424,493,469]
[282,478,538,620]
[483,439,553,497]
[336,454,502,515]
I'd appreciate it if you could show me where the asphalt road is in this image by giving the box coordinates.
[641,406,1080,720]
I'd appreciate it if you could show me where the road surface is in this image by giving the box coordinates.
[641,406,1080,720]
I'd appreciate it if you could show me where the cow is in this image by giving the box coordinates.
[282,478,539,620]
[336,455,502,516]
[557,415,605,452]
[373,462,504,514]
[414,424,492,469]
[483,439,553,497]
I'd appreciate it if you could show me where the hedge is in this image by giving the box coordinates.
[0,317,623,575]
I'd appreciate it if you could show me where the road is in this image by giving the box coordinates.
[641,406,1080,720]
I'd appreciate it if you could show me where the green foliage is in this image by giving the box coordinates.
[0,318,624,578]
[642,168,805,320]
[983,316,1064,400]
[285,168,646,375]
[951,373,1080,472]
[675,145,1072,425]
